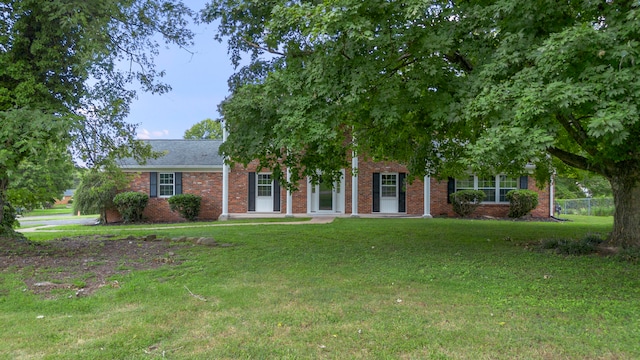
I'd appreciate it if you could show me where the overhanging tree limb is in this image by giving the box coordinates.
[555,113,597,156]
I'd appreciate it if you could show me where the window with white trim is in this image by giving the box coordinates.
[381,173,398,198]
[455,176,475,191]
[257,173,272,197]
[159,173,175,197]
[455,175,519,203]
[499,175,518,202]
[477,176,496,202]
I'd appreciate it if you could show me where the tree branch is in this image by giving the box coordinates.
[385,53,417,78]
[547,147,591,171]
[242,38,286,56]
[556,113,596,156]
[547,147,609,177]
[443,50,473,72]
[341,49,351,61]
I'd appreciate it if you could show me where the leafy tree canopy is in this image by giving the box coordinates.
[0,0,194,234]
[73,166,130,224]
[7,145,75,211]
[204,1,640,246]
[184,118,223,139]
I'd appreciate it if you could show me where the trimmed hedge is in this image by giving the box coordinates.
[450,190,486,217]
[506,189,539,218]
[167,193,201,221]
[113,191,149,223]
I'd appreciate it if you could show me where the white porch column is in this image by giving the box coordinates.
[549,174,555,217]
[219,123,229,221]
[423,175,432,218]
[286,167,293,217]
[351,153,359,217]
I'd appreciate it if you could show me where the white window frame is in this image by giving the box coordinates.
[159,173,175,197]
[381,173,398,198]
[455,175,518,203]
[477,176,497,203]
[257,173,272,197]
[498,175,518,202]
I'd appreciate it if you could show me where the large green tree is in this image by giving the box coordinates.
[0,0,194,234]
[204,1,640,246]
[184,118,223,139]
[73,166,130,224]
[7,145,75,211]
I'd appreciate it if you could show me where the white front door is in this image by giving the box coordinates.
[255,173,273,212]
[309,172,344,213]
[380,173,398,213]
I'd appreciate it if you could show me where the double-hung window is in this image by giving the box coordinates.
[381,174,398,198]
[477,177,496,202]
[257,173,272,197]
[159,173,175,197]
[455,175,519,203]
[455,176,475,192]
[498,175,518,202]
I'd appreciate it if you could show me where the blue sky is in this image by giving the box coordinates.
[131,0,235,139]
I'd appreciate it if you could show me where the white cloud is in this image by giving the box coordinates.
[137,128,170,139]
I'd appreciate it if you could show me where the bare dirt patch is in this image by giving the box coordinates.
[0,235,190,298]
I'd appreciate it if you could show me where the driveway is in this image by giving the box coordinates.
[18,214,98,227]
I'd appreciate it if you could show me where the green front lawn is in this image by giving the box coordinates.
[21,204,78,217]
[2,217,639,359]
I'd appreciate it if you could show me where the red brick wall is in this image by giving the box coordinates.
[226,160,551,218]
[107,171,222,223]
[113,164,551,221]
[227,163,251,214]
[354,160,424,215]
[228,159,427,215]
[227,162,311,214]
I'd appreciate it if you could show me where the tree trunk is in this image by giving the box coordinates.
[609,173,640,248]
[0,177,6,228]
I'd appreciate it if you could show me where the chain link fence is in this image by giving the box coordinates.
[555,198,614,216]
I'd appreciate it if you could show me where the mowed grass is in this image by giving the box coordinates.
[22,204,77,217]
[2,217,640,359]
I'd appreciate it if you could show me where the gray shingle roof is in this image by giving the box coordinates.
[118,139,224,170]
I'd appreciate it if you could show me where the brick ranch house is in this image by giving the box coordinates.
[113,139,554,222]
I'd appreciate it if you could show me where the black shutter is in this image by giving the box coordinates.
[373,172,380,212]
[398,173,406,213]
[150,172,158,198]
[447,177,455,204]
[519,176,529,189]
[248,172,256,211]
[175,172,182,195]
[273,178,281,212]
